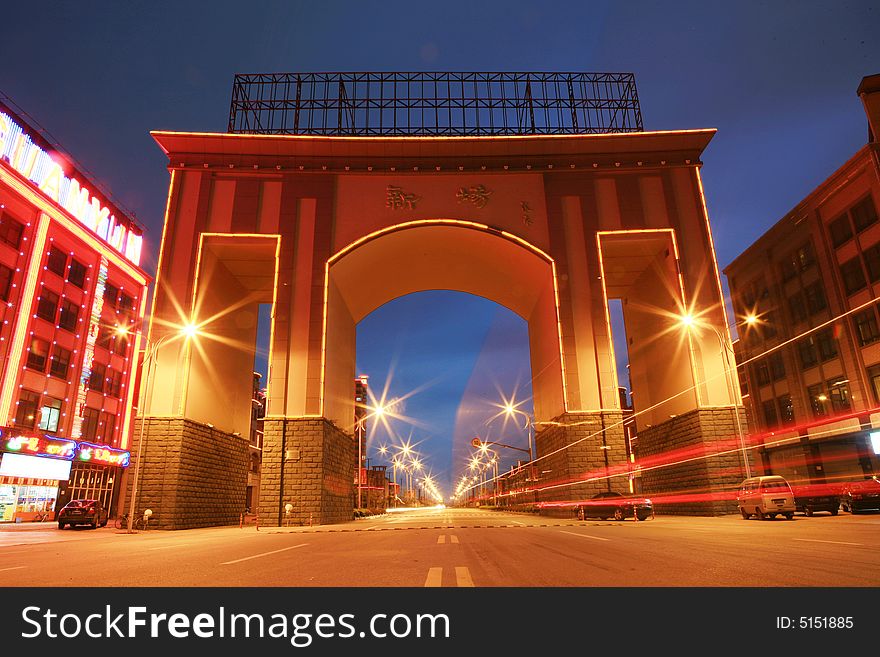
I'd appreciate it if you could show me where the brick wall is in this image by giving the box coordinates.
[258,417,355,526]
[125,418,249,529]
[638,407,752,515]
[533,411,628,517]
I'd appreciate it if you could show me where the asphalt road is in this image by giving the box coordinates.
[2,507,878,587]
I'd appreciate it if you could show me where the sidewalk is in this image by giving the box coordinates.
[0,520,58,531]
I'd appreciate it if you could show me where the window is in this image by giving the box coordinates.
[804,281,827,314]
[777,394,795,426]
[798,337,818,369]
[754,359,771,386]
[807,384,828,418]
[867,364,880,404]
[864,244,880,283]
[816,328,838,361]
[840,258,867,295]
[769,352,786,381]
[854,309,880,346]
[38,397,62,433]
[58,300,78,332]
[49,346,71,379]
[762,311,778,339]
[98,411,117,444]
[788,292,807,323]
[36,290,59,322]
[795,243,814,271]
[88,362,106,393]
[827,380,851,413]
[113,331,129,356]
[119,293,134,312]
[67,259,87,288]
[80,407,99,441]
[107,370,123,398]
[0,213,24,248]
[26,337,49,371]
[14,390,40,428]
[762,399,779,429]
[0,263,12,302]
[851,196,878,233]
[829,213,853,248]
[103,283,119,306]
[46,246,67,276]
[96,325,114,350]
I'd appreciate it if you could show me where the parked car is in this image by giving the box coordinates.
[841,478,880,513]
[792,483,840,516]
[579,491,653,521]
[57,499,108,529]
[737,475,795,520]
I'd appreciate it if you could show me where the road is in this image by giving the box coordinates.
[2,507,878,586]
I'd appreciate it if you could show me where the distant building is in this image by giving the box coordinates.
[724,74,880,488]
[246,371,265,513]
[0,99,148,523]
[354,375,368,507]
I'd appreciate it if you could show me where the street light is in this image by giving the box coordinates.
[124,323,199,533]
[680,314,751,479]
[502,403,534,464]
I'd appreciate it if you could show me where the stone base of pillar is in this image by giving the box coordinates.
[638,407,752,516]
[124,417,249,529]
[258,417,355,527]
[532,411,628,517]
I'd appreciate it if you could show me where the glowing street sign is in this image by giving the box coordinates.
[76,442,130,467]
[0,109,143,266]
[0,432,76,460]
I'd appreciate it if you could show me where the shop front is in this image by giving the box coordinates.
[0,428,129,523]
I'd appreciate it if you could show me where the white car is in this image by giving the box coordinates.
[737,475,796,520]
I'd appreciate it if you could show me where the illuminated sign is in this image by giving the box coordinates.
[0,433,76,460]
[0,110,143,265]
[0,428,129,468]
[0,453,72,480]
[76,442,130,467]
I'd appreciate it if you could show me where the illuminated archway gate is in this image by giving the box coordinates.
[137,122,750,528]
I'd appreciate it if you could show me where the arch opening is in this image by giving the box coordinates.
[321,222,565,433]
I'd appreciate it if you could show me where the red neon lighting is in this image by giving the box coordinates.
[0,429,76,460]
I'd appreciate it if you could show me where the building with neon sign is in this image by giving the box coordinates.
[0,99,147,522]
[725,74,880,491]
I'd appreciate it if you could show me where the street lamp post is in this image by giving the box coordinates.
[681,315,751,480]
[125,325,197,533]
[126,334,167,534]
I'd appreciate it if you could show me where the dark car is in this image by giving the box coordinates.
[841,478,880,513]
[579,491,653,521]
[57,499,108,529]
[792,483,840,516]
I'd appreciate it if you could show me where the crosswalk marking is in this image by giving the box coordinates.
[424,567,443,587]
[437,535,446,544]
[450,535,459,544]
[455,566,474,587]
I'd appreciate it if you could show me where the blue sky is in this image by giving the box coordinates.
[2,1,877,494]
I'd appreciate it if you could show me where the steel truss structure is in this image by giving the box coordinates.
[227,72,643,136]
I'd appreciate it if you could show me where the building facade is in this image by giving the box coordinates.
[0,100,148,522]
[724,74,880,490]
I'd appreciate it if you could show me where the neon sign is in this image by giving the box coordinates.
[76,442,130,467]
[0,428,130,467]
[0,110,143,266]
[0,433,76,460]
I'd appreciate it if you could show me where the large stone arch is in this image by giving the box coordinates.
[126,128,751,528]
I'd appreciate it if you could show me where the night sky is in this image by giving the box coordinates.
[2,1,877,495]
